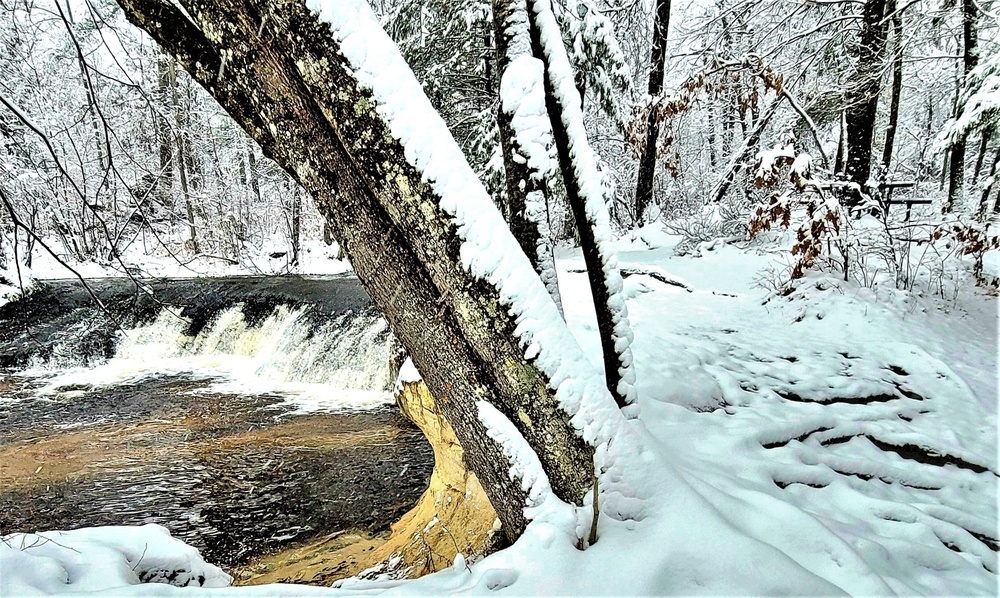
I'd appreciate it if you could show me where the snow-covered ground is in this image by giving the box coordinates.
[1,237,351,284]
[2,227,996,596]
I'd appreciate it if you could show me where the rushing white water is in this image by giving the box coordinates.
[28,304,396,413]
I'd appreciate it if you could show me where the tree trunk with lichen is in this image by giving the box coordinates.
[114,0,595,543]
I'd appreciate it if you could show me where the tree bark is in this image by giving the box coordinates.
[183,79,204,191]
[880,0,903,174]
[835,110,846,175]
[944,0,979,213]
[115,0,598,542]
[707,104,718,169]
[526,0,637,413]
[290,186,302,266]
[979,145,1000,220]
[246,138,262,204]
[493,0,563,314]
[168,59,198,252]
[972,127,992,185]
[633,0,672,224]
[155,55,174,208]
[843,0,889,207]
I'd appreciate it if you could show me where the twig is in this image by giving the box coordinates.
[131,542,149,571]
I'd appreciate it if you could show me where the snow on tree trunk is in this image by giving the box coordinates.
[114,0,635,542]
[525,0,638,415]
[493,0,563,315]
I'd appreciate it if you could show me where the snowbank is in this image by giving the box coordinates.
[15,237,350,281]
[0,263,34,306]
[0,525,231,596]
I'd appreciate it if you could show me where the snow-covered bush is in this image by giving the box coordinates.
[662,201,748,255]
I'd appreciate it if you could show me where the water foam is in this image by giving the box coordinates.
[31,304,396,413]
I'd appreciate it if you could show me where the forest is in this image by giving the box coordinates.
[0,0,997,595]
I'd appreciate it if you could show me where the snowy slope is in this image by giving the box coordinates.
[2,232,996,596]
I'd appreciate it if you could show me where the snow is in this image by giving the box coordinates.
[498,49,563,312]
[1,525,231,595]
[984,249,1000,279]
[3,5,998,596]
[499,57,553,181]
[754,143,796,186]
[396,356,422,384]
[20,237,352,280]
[305,0,639,526]
[476,400,566,522]
[0,264,32,305]
[6,229,996,596]
[941,50,1000,145]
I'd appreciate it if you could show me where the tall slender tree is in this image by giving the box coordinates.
[525,0,638,413]
[633,0,672,223]
[943,0,980,213]
[880,0,904,175]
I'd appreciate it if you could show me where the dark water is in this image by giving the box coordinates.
[0,277,434,569]
[0,373,434,567]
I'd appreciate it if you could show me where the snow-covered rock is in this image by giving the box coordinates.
[0,525,231,596]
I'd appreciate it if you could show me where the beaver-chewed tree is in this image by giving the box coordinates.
[114,0,631,544]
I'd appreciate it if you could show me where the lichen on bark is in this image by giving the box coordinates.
[115,0,597,543]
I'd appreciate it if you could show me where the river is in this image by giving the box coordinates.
[0,276,434,570]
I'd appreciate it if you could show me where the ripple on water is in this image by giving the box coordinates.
[0,374,434,568]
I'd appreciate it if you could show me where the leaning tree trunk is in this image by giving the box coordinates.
[843,0,889,208]
[710,95,784,204]
[493,0,563,314]
[115,0,604,543]
[944,0,979,214]
[525,0,638,413]
[633,0,672,224]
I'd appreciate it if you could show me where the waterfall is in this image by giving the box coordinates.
[27,302,396,413]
